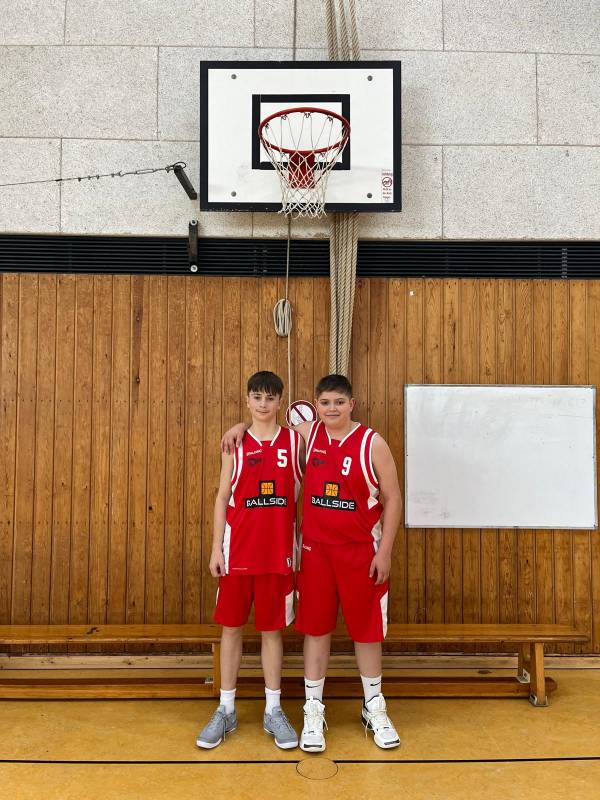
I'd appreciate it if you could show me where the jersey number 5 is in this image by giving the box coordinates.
[277,449,288,468]
[341,456,352,475]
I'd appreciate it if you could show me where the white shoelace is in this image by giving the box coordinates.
[304,703,327,735]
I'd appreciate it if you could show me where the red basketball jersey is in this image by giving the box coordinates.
[301,421,383,545]
[224,426,302,575]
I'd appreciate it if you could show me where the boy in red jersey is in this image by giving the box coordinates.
[196,371,303,751]
[222,374,403,752]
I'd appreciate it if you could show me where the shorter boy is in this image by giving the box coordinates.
[196,371,304,750]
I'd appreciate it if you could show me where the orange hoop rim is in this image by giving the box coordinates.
[258,106,350,157]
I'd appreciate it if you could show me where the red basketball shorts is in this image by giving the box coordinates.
[294,537,389,643]
[214,572,295,631]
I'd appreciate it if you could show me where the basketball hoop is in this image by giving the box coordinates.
[258,107,350,219]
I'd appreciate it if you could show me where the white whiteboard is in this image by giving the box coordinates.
[405,385,597,529]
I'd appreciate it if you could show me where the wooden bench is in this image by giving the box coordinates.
[0,623,587,706]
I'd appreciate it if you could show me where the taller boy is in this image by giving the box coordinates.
[294,374,402,751]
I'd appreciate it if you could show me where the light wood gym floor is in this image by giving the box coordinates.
[2,668,600,799]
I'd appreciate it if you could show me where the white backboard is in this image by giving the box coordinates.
[405,385,597,529]
[199,60,401,213]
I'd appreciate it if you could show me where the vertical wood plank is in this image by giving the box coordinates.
[183,276,205,627]
[387,278,407,625]
[442,279,462,626]
[313,278,330,387]
[68,277,94,654]
[424,279,443,629]
[570,280,591,654]
[87,276,112,652]
[164,277,187,631]
[126,277,149,629]
[533,280,554,629]
[30,275,57,641]
[515,280,536,625]
[551,280,573,654]
[459,279,481,625]
[145,276,167,626]
[479,280,498,631]
[202,278,223,622]
[107,276,130,628]
[497,280,517,625]
[350,278,369,423]
[0,275,19,624]
[368,278,388,437]
[406,279,425,626]
[50,275,76,641]
[12,274,38,623]
[588,281,600,653]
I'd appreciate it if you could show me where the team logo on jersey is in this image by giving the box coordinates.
[245,480,288,508]
[248,457,262,467]
[311,456,326,467]
[311,482,356,511]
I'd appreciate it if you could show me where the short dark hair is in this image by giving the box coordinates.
[247,370,284,397]
[315,374,353,398]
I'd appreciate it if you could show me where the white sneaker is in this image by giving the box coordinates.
[299,698,327,752]
[362,694,401,749]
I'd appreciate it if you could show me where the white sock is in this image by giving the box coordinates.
[265,687,281,714]
[219,687,236,714]
[304,676,325,702]
[361,674,382,705]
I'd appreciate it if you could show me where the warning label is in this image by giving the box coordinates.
[381,170,393,203]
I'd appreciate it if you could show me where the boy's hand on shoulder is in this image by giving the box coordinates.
[209,549,226,578]
[221,422,248,454]
[369,547,392,585]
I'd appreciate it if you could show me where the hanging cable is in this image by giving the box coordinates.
[0,161,192,190]
[272,1,299,407]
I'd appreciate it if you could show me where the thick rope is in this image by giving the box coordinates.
[327,0,360,376]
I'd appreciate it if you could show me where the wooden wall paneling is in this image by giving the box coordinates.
[387,279,407,625]
[0,275,19,625]
[29,274,57,656]
[533,280,555,630]
[551,280,574,654]
[49,275,76,654]
[515,280,536,626]
[497,280,518,626]
[164,278,187,640]
[406,279,426,628]
[442,279,462,630]
[183,277,205,631]
[68,276,94,655]
[588,281,600,653]
[424,279,444,635]
[201,278,223,622]
[570,280,592,654]
[12,274,38,630]
[459,280,481,625]
[126,277,149,647]
[274,277,290,413]
[145,276,168,630]
[479,280,499,638]
[107,276,131,635]
[87,276,112,653]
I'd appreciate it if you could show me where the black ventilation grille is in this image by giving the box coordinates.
[0,235,599,278]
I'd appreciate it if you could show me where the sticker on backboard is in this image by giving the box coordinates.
[381,170,393,203]
[286,400,317,426]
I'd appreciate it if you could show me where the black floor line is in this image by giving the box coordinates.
[0,756,599,766]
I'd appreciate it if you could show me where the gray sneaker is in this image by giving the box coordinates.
[263,707,299,750]
[196,705,237,749]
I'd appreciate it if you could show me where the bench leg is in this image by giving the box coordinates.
[529,642,548,707]
[211,642,221,698]
[517,643,531,684]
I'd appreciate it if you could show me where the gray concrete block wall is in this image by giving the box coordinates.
[0,0,598,239]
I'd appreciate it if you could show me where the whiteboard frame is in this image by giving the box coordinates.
[403,384,597,530]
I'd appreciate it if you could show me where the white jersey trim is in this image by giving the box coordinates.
[285,589,295,626]
[306,420,321,458]
[223,522,232,573]
[380,591,389,638]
